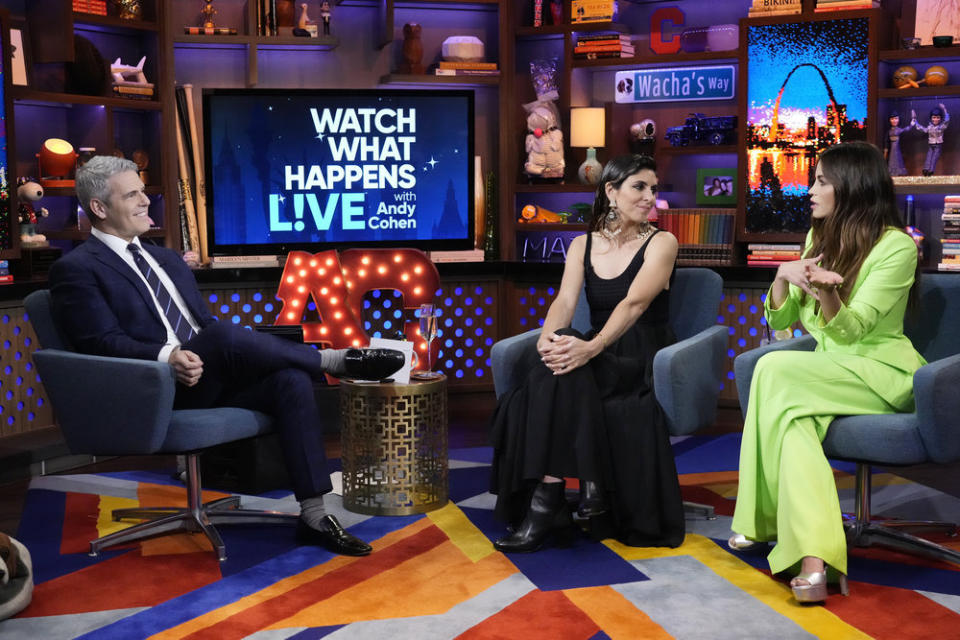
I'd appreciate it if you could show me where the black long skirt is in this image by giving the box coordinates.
[489,325,685,548]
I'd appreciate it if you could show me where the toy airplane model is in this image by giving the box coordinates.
[111,56,148,85]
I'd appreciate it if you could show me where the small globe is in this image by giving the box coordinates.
[924,65,949,87]
[892,65,918,89]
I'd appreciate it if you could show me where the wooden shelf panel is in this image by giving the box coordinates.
[517,22,629,38]
[878,86,960,99]
[173,35,339,50]
[514,223,589,231]
[72,13,159,32]
[379,74,500,87]
[879,45,960,61]
[572,50,738,69]
[514,184,596,193]
[12,88,161,110]
[659,145,738,156]
[894,180,960,195]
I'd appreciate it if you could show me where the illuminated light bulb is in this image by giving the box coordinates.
[292,300,300,307]
[299,270,307,277]
[330,297,338,304]
[344,328,353,335]
[333,277,342,285]
[419,342,427,350]
[414,286,422,295]
[287,312,296,320]
[394,254,402,262]
[318,268,326,275]
[294,257,302,265]
[297,285,306,293]
[414,266,423,274]
[326,258,334,266]
[358,269,366,277]
[309,260,317,267]
[334,311,342,319]
[353,339,361,347]
[378,266,387,274]
[320,287,329,295]
[361,256,370,265]
[286,276,295,283]
[320,327,328,334]
[401,273,409,282]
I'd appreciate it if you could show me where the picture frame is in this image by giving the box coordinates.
[9,25,27,87]
[696,168,736,205]
[742,16,869,239]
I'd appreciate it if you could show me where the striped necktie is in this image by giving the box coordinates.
[127,244,196,345]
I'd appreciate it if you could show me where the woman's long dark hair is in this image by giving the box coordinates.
[804,141,914,303]
[589,154,657,234]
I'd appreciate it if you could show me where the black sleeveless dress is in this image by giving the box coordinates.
[489,231,685,547]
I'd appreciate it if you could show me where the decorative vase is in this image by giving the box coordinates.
[578,148,602,185]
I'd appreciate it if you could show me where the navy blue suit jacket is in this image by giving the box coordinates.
[49,236,215,361]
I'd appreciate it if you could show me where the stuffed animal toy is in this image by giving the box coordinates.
[16,177,49,247]
[0,532,32,620]
[523,101,564,179]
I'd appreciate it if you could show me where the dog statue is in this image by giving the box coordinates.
[0,532,32,620]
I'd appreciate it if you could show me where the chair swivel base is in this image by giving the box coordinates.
[843,518,960,566]
[90,498,298,562]
[89,452,298,562]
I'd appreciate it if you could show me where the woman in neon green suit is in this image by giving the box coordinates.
[729,141,925,604]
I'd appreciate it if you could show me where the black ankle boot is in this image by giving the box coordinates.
[494,482,576,553]
[577,480,608,518]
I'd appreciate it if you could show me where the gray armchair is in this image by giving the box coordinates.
[733,273,960,565]
[25,290,298,562]
[490,267,728,516]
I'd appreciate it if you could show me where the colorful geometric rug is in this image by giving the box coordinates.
[4,434,960,639]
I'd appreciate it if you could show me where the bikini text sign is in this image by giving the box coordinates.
[614,65,736,104]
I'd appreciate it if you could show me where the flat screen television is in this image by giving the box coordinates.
[202,88,475,256]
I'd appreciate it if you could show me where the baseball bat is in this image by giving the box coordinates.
[182,84,209,265]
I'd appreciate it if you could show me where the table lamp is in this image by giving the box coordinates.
[37,138,79,188]
[570,107,605,185]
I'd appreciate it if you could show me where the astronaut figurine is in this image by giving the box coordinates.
[912,103,950,176]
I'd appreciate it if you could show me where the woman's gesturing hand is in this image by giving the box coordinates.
[775,253,824,297]
[804,262,844,298]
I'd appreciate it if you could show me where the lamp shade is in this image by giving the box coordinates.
[570,107,605,148]
[37,138,78,187]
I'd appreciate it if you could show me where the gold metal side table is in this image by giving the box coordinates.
[339,376,448,515]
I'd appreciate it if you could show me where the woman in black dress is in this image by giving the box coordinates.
[490,154,685,553]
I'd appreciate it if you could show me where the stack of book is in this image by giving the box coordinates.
[0,260,11,285]
[73,0,107,16]
[113,81,154,100]
[814,0,880,11]
[748,0,802,17]
[746,243,802,267]
[655,208,735,265]
[434,61,499,77]
[184,26,239,36]
[573,33,634,60]
[939,195,960,271]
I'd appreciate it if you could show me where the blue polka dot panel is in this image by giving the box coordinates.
[507,284,558,335]
[0,308,54,436]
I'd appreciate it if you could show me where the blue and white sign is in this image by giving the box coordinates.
[614,65,736,104]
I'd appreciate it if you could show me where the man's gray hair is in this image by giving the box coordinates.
[75,155,139,215]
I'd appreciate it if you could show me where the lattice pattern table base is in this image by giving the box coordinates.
[340,377,448,515]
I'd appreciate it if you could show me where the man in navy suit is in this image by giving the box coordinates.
[49,156,404,556]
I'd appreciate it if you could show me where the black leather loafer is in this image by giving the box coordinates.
[343,348,405,380]
[296,515,372,556]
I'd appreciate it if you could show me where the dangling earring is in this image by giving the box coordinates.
[603,202,621,239]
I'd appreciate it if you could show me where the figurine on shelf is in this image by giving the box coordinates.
[200,0,217,29]
[16,178,49,248]
[320,1,331,36]
[912,103,950,176]
[523,101,564,180]
[111,0,141,20]
[294,3,316,36]
[399,23,424,74]
[884,110,912,177]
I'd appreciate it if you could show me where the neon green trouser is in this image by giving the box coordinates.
[732,350,915,576]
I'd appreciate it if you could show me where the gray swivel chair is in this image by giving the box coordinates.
[490,267,728,517]
[733,273,960,565]
[24,290,298,562]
